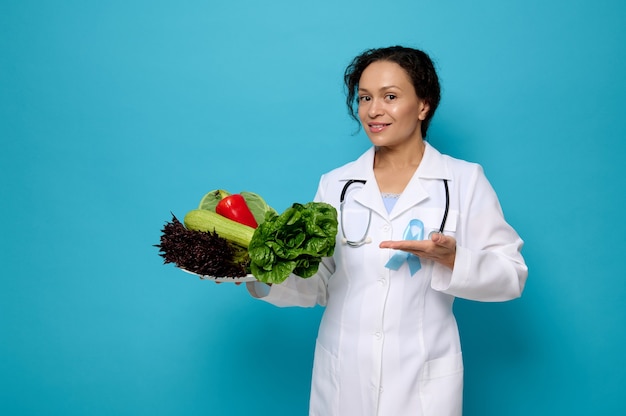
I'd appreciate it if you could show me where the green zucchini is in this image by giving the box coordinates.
[183,209,255,248]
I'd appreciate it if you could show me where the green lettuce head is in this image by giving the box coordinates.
[248,202,338,284]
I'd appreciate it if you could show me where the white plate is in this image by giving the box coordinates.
[180,268,257,282]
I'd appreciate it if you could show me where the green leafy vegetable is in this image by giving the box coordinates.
[198,189,230,211]
[240,191,277,226]
[248,202,338,284]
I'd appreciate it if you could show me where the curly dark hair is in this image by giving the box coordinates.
[344,46,441,138]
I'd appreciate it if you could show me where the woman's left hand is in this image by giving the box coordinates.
[379,233,457,270]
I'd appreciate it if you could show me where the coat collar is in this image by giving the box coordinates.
[338,142,452,220]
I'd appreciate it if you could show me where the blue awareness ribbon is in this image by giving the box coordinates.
[384,219,424,276]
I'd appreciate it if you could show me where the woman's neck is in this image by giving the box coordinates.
[374,140,426,169]
[373,140,426,194]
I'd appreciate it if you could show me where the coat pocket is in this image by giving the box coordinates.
[309,340,339,416]
[419,352,464,416]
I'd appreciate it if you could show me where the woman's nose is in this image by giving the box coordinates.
[368,99,384,117]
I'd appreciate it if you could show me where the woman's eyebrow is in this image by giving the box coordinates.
[358,85,401,93]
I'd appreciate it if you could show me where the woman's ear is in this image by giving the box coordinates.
[418,101,430,121]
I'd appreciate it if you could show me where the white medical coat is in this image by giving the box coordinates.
[249,143,528,416]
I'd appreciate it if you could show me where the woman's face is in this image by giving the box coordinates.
[357,60,430,148]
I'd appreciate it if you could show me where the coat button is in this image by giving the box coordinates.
[374,332,383,340]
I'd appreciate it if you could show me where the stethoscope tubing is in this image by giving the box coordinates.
[439,179,449,234]
[339,179,449,246]
[339,180,370,247]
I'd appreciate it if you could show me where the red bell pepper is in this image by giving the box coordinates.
[215,194,259,229]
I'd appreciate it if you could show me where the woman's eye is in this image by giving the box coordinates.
[358,96,371,102]
[386,94,397,100]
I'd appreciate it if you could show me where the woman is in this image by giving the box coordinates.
[247,46,528,416]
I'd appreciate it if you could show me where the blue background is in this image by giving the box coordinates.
[2,0,625,415]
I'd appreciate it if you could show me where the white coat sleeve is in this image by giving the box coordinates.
[245,175,335,307]
[431,165,528,301]
[246,257,333,307]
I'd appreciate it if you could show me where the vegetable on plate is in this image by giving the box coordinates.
[156,189,338,284]
[156,214,249,277]
[248,202,338,284]
[215,194,258,229]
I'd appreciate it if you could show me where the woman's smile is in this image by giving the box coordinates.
[368,122,391,133]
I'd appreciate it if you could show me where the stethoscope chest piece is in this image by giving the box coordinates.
[427,230,443,239]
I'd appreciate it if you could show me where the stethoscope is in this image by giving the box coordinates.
[339,179,450,247]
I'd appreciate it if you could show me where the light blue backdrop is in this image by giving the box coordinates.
[2,0,625,415]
